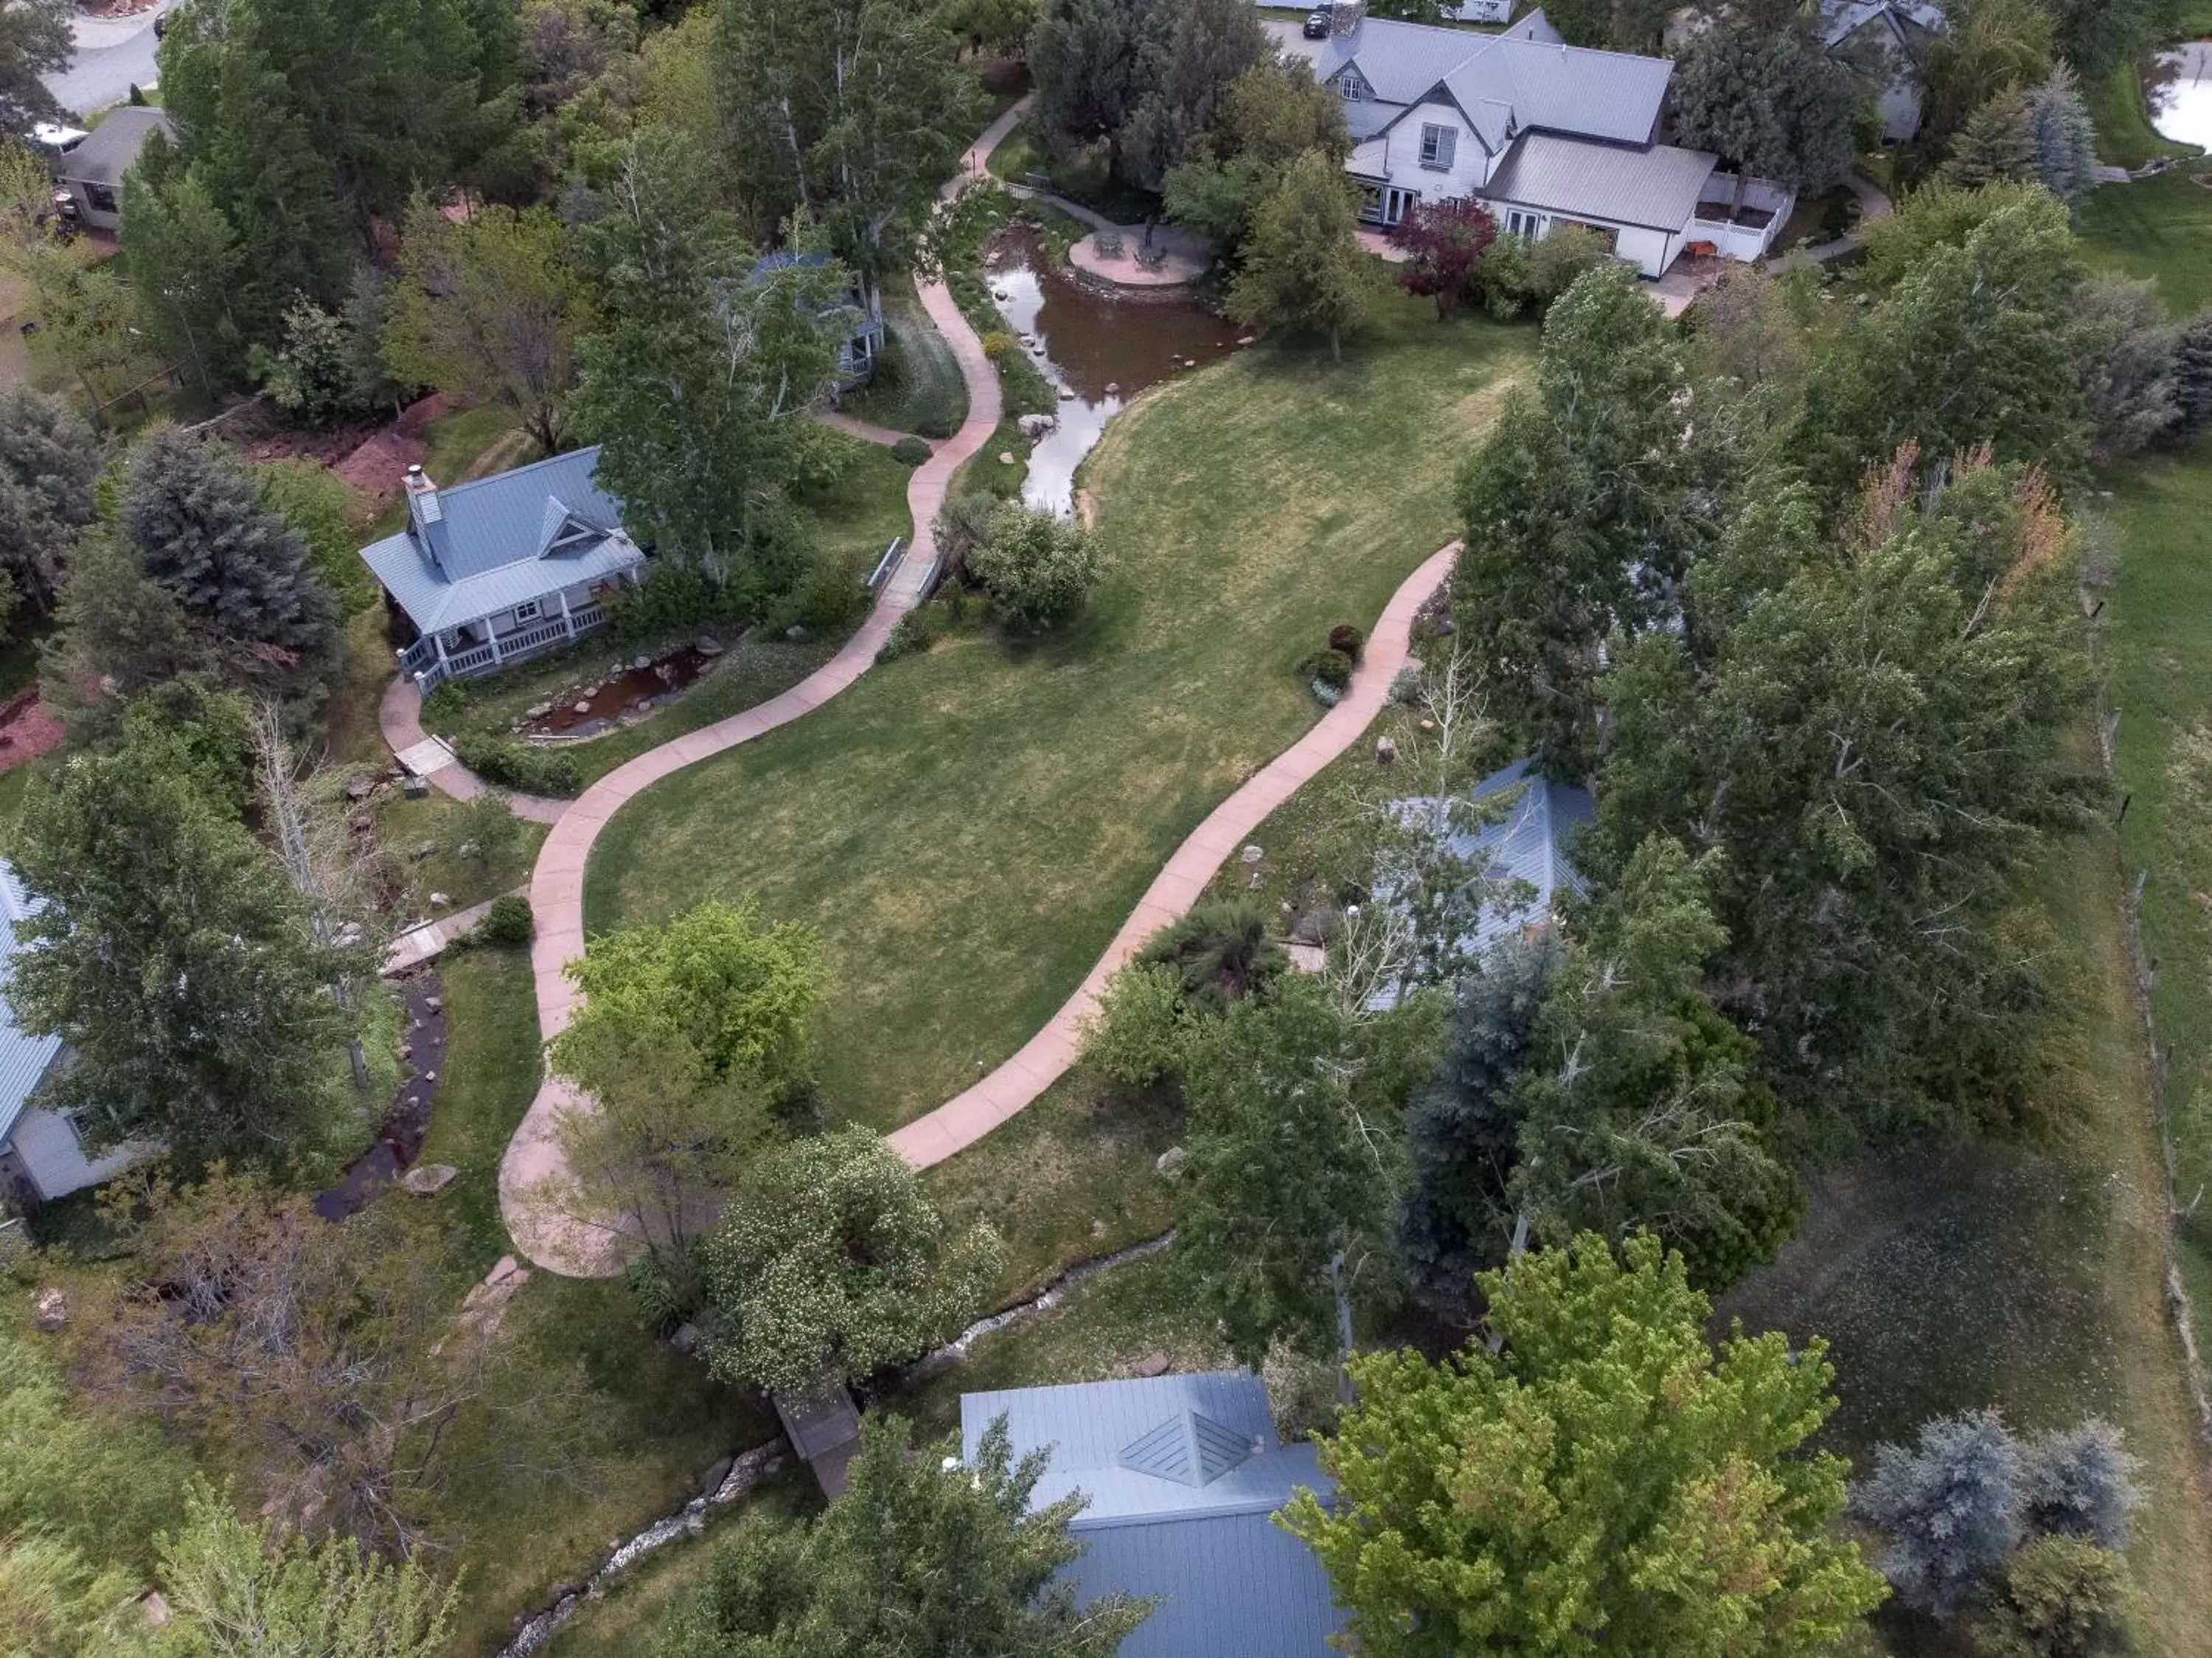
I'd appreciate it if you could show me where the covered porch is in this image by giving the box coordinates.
[395,569,638,689]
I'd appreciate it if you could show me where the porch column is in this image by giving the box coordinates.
[557,588,575,640]
[487,622,503,665]
[433,631,451,674]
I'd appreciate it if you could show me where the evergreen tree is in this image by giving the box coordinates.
[7,726,355,1163]
[0,0,71,133]
[661,1414,1152,1657]
[2045,0,2170,79]
[1225,150,1370,359]
[1029,0,1151,162]
[2020,1420,2145,1551]
[1941,87,2037,188]
[1669,15,1857,207]
[568,132,844,586]
[1507,837,1801,1291]
[38,533,209,728]
[0,389,98,616]
[1398,934,1553,1321]
[1119,0,1265,189]
[2073,273,2179,461]
[2025,63,2100,206]
[121,429,339,698]
[117,161,248,398]
[1451,263,1728,777]
[1284,1233,1886,1655]
[1853,1410,2026,1617]
[2173,310,2212,440]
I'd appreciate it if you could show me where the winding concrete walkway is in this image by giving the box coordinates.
[495,103,1023,1276]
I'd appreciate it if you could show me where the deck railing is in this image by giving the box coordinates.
[400,600,611,690]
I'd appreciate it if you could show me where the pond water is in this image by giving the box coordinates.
[983,228,1241,516]
[2145,41,2212,151]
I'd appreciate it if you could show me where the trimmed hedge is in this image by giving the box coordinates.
[452,731,583,797]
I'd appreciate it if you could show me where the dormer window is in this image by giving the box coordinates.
[1335,64,1373,102]
[1419,122,1457,170]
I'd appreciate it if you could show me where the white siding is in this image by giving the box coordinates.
[1612,224,1676,278]
[1380,101,1489,204]
[8,1106,143,1201]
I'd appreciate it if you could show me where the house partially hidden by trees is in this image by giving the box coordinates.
[0,862,142,1213]
[749,252,885,386]
[961,1371,1346,1655]
[361,448,646,688]
[1310,1,1793,274]
[52,108,174,233]
[1821,0,1946,141]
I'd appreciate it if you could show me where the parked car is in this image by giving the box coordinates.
[1304,7,1332,37]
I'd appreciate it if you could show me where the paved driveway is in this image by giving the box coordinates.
[42,0,178,120]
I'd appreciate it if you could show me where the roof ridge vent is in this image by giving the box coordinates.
[1117,1408,1258,1487]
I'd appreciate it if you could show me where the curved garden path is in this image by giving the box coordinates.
[496,105,1022,1275]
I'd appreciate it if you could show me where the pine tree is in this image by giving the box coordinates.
[2020,1420,2145,1551]
[1119,0,1266,189]
[1225,149,1370,361]
[0,389,98,615]
[1399,934,1553,1321]
[2174,311,2212,440]
[2025,63,2100,205]
[1941,87,2037,189]
[120,429,338,698]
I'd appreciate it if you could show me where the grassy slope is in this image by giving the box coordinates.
[2079,168,2212,315]
[414,947,779,1657]
[838,277,971,440]
[585,296,1532,1131]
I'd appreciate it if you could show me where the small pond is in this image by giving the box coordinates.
[520,642,721,738]
[2145,40,2212,151]
[984,227,1241,516]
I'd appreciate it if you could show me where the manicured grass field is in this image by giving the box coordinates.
[584,296,1533,1131]
[2079,168,2212,315]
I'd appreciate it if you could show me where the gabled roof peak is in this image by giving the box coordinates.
[1118,1409,1261,1488]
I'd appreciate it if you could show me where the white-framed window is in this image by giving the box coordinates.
[1506,209,1544,237]
[1335,65,1373,102]
[512,599,542,623]
[1419,123,1457,172]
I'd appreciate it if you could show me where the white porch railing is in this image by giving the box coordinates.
[1689,175,1797,263]
[400,600,611,690]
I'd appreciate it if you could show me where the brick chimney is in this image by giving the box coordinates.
[404,462,443,547]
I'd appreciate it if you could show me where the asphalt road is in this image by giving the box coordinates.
[41,0,178,122]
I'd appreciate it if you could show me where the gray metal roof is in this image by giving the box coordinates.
[56,108,174,190]
[1319,10,1670,146]
[0,861,64,1149]
[962,1372,1344,1657]
[357,446,645,634]
[1482,131,1717,230]
[1820,0,1945,48]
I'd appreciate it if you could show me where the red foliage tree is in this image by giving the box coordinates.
[1389,198,1499,319]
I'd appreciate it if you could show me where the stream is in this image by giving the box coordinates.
[983,227,1240,516]
[2146,40,2212,152]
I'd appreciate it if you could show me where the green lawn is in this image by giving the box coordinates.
[2079,169,2212,315]
[584,297,1534,1132]
[2085,60,2201,172]
[838,278,971,440]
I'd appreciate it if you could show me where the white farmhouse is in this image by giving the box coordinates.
[1307,1,1793,276]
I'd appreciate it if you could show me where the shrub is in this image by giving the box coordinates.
[452,731,583,797]
[766,557,869,636]
[474,894,535,948]
[420,679,468,728]
[1138,897,1289,1010]
[1312,648,1354,690]
[1079,962,1200,1089]
[966,502,1109,631]
[877,606,947,663]
[605,563,754,648]
[1328,622,1364,660]
[980,330,1015,359]
[1970,1538,2135,1658]
[1852,1409,2025,1617]
[891,435,932,466]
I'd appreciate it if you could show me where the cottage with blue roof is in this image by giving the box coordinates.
[0,861,144,1214]
[961,1370,1345,1656]
[360,447,647,689]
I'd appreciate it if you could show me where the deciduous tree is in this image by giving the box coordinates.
[1389,198,1498,320]
[1225,149,1368,360]
[661,1413,1152,1657]
[548,898,825,1272]
[1970,1537,2136,1658]
[1282,1232,1885,1655]
[2073,272,2179,461]
[8,728,354,1162]
[385,198,594,453]
[964,501,1110,629]
[700,1128,1001,1394]
[1029,0,1151,163]
[1161,60,1349,255]
[568,132,844,585]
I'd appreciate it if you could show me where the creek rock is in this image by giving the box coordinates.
[696,636,725,656]
[1155,1145,1187,1178]
[526,701,553,720]
[402,1164,459,1196]
[669,1322,700,1355]
[1016,413,1057,438]
[700,1454,734,1497]
[33,1288,66,1331]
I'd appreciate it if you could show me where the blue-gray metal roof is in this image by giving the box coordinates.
[1820,0,1945,47]
[1319,9,1669,147]
[0,861,63,1148]
[1483,131,1717,232]
[357,446,644,634]
[961,1372,1345,1657]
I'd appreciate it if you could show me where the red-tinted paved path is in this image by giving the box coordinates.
[497,103,1023,1275]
